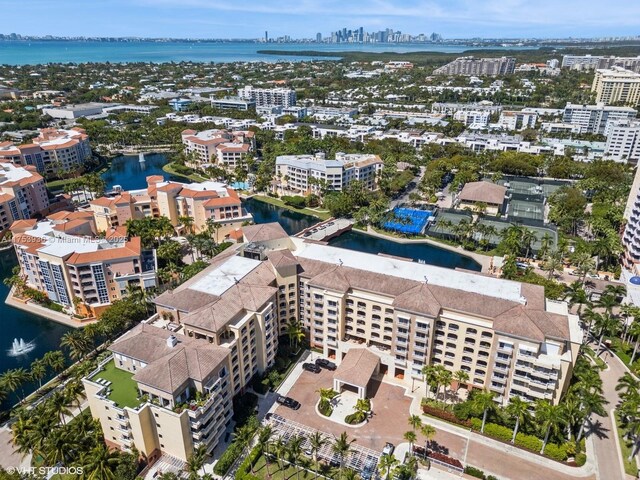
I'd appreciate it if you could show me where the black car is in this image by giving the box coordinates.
[315,358,337,371]
[276,395,301,410]
[302,362,321,373]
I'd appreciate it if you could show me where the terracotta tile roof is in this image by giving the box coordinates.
[203,196,241,208]
[334,348,380,389]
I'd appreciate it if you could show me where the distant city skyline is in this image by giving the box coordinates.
[1,0,640,39]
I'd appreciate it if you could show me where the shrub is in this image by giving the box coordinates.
[514,432,543,452]
[236,445,261,480]
[214,441,244,475]
[453,400,478,420]
[470,417,482,431]
[318,401,332,417]
[575,452,587,467]
[543,443,569,462]
[422,403,472,428]
[482,423,513,443]
[282,195,307,208]
[464,466,485,478]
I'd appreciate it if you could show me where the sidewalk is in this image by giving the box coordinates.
[406,384,596,479]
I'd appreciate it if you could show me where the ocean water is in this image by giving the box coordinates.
[0,40,537,65]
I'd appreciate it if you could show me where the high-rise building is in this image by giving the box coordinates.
[0,163,49,234]
[433,57,516,76]
[264,31,268,42]
[562,102,637,134]
[316,32,322,43]
[592,68,640,106]
[623,167,640,272]
[237,86,296,108]
[604,119,640,163]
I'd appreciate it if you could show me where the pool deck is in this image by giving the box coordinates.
[363,226,493,273]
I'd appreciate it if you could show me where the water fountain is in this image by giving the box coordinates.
[7,338,36,357]
[139,152,145,163]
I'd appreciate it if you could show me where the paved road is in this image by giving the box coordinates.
[390,166,425,209]
[590,343,635,480]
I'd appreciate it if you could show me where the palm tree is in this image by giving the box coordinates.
[539,232,553,259]
[421,365,438,399]
[521,229,537,260]
[288,435,304,480]
[317,388,337,414]
[404,430,417,455]
[564,282,589,315]
[534,400,563,454]
[453,370,469,400]
[10,410,34,458]
[506,396,530,443]
[559,393,583,440]
[30,358,47,389]
[332,432,355,480]
[286,319,305,350]
[43,350,67,374]
[309,431,327,479]
[541,251,564,279]
[437,368,453,403]
[597,293,619,316]
[0,367,30,402]
[471,390,496,433]
[273,438,287,471]
[179,215,195,235]
[420,424,436,451]
[377,453,398,480]
[408,414,422,433]
[593,313,621,356]
[80,443,120,480]
[48,390,73,425]
[60,330,92,361]
[616,372,640,398]
[185,444,207,480]
[258,425,274,477]
[628,320,640,364]
[66,378,88,411]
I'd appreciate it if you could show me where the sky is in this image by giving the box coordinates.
[1,0,639,39]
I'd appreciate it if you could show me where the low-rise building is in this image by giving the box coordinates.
[11,218,157,317]
[42,102,108,120]
[497,111,538,131]
[562,103,637,135]
[457,181,507,215]
[180,129,254,169]
[276,152,383,194]
[211,97,256,111]
[0,127,92,175]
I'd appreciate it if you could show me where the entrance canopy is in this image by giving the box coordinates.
[333,348,380,399]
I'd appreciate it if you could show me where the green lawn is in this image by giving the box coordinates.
[91,360,141,409]
[252,454,341,480]
[162,162,209,182]
[583,346,607,370]
[253,195,331,220]
[615,411,639,477]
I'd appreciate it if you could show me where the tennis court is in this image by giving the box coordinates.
[509,199,544,222]
[383,207,432,235]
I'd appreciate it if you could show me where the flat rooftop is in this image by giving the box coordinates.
[292,238,526,304]
[190,254,261,297]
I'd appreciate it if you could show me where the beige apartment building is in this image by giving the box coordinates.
[592,67,640,106]
[89,176,252,240]
[0,163,49,235]
[181,129,255,169]
[0,127,92,175]
[84,223,581,461]
[11,216,157,318]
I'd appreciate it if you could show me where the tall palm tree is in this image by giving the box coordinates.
[506,396,530,443]
[453,370,469,399]
[80,443,120,480]
[0,367,30,402]
[521,229,538,260]
[48,390,72,425]
[258,425,274,477]
[564,282,589,315]
[408,414,422,433]
[286,319,305,350]
[30,358,47,389]
[593,313,621,356]
[628,321,640,365]
[60,329,92,361]
[616,372,640,398]
[288,435,304,480]
[10,410,34,458]
[185,444,207,480]
[437,368,453,403]
[273,438,287,471]
[421,365,437,399]
[471,390,496,433]
[66,379,88,411]
[332,432,354,480]
[560,393,583,440]
[309,431,327,480]
[377,453,398,480]
[403,430,417,455]
[420,424,436,451]
[535,400,563,454]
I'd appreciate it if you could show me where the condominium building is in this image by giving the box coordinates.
[90,176,251,240]
[180,129,254,168]
[433,57,516,76]
[452,110,490,127]
[562,103,637,134]
[432,102,502,115]
[275,152,383,194]
[11,217,157,317]
[237,86,296,108]
[497,111,538,131]
[211,97,256,111]
[0,128,92,175]
[605,120,640,164]
[592,68,640,106]
[0,163,49,235]
[562,55,640,73]
[623,167,640,272]
[83,224,581,460]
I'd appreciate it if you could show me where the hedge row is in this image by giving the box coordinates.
[422,404,472,428]
[235,445,262,480]
[214,441,245,475]
[469,419,568,462]
[464,466,499,480]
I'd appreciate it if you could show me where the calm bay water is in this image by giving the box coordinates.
[0,40,537,65]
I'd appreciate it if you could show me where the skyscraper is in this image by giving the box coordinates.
[264,31,268,42]
[316,32,322,43]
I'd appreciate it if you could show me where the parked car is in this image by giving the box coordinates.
[302,362,321,373]
[276,395,301,410]
[382,442,395,456]
[315,358,337,370]
[361,463,375,480]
